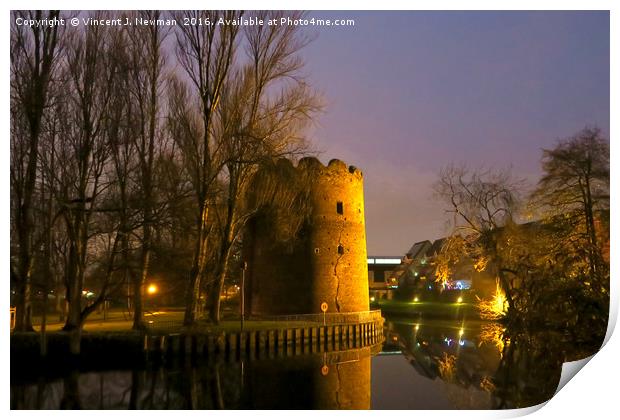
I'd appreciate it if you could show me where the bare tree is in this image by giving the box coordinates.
[124,11,169,329]
[171,10,242,325]
[434,164,525,311]
[10,10,61,331]
[532,127,609,291]
[205,10,322,322]
[55,16,125,336]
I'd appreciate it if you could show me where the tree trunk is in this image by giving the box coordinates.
[131,221,146,329]
[183,205,209,325]
[14,274,34,332]
[207,190,237,324]
[63,237,84,332]
[132,264,145,330]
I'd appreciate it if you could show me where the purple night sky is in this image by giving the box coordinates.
[302,11,610,256]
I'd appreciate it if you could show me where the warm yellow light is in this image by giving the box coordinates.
[459,328,464,336]
[413,296,419,302]
[147,284,158,295]
[457,296,463,303]
[477,280,508,320]
[479,323,507,353]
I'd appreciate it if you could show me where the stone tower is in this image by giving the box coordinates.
[243,157,370,315]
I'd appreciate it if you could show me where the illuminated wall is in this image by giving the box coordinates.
[244,157,370,315]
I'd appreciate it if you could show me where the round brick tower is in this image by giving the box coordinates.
[244,157,370,315]
[300,157,369,313]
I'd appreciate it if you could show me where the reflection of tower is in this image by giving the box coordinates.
[246,354,371,409]
[244,157,369,315]
[313,357,371,409]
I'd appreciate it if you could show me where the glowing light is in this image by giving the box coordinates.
[459,328,464,336]
[457,296,463,303]
[459,339,465,346]
[477,279,508,319]
[413,296,419,302]
[370,296,375,302]
[414,324,420,331]
[147,284,158,295]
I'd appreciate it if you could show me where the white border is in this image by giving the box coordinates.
[3,2,617,419]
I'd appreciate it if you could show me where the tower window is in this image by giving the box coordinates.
[336,201,343,215]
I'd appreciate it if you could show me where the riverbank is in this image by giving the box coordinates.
[11,310,385,369]
[371,298,480,319]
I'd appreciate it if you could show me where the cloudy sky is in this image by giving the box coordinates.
[302,11,610,255]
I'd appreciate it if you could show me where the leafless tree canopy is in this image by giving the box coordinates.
[435,164,525,237]
[10,10,322,335]
[434,127,609,328]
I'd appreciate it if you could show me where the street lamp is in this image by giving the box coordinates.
[147,284,158,295]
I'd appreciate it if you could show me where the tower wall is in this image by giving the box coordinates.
[245,157,369,316]
[302,158,369,313]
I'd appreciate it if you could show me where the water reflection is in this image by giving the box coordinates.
[11,351,372,409]
[11,316,601,409]
[373,318,592,409]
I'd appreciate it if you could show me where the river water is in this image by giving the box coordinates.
[10,313,598,409]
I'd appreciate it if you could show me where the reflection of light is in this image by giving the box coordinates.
[147,284,158,295]
[479,323,507,353]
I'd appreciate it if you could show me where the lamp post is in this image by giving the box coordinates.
[240,262,247,331]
